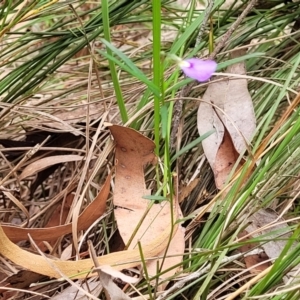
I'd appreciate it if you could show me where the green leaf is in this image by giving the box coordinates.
[99,38,160,97]
[142,195,168,201]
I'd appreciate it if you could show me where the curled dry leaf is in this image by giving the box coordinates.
[197,49,256,189]
[109,124,184,287]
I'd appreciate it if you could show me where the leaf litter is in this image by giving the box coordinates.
[0,124,184,296]
[1,1,300,299]
[198,49,256,189]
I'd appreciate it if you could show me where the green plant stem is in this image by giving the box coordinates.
[152,0,161,156]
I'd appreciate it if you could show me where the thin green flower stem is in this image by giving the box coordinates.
[152,0,162,191]
[152,0,161,156]
[166,0,196,162]
[164,0,199,199]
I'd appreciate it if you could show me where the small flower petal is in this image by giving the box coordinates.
[179,58,217,82]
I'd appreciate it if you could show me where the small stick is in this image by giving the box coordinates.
[209,0,258,59]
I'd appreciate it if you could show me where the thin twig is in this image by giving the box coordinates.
[209,0,258,60]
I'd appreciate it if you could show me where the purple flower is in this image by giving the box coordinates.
[178,58,217,82]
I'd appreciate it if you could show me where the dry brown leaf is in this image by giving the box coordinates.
[246,209,299,283]
[238,230,271,274]
[109,124,184,287]
[2,174,110,242]
[198,49,256,189]
[214,130,244,188]
[43,193,73,229]
[19,155,84,180]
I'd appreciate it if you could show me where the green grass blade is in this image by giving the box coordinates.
[101,0,128,123]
